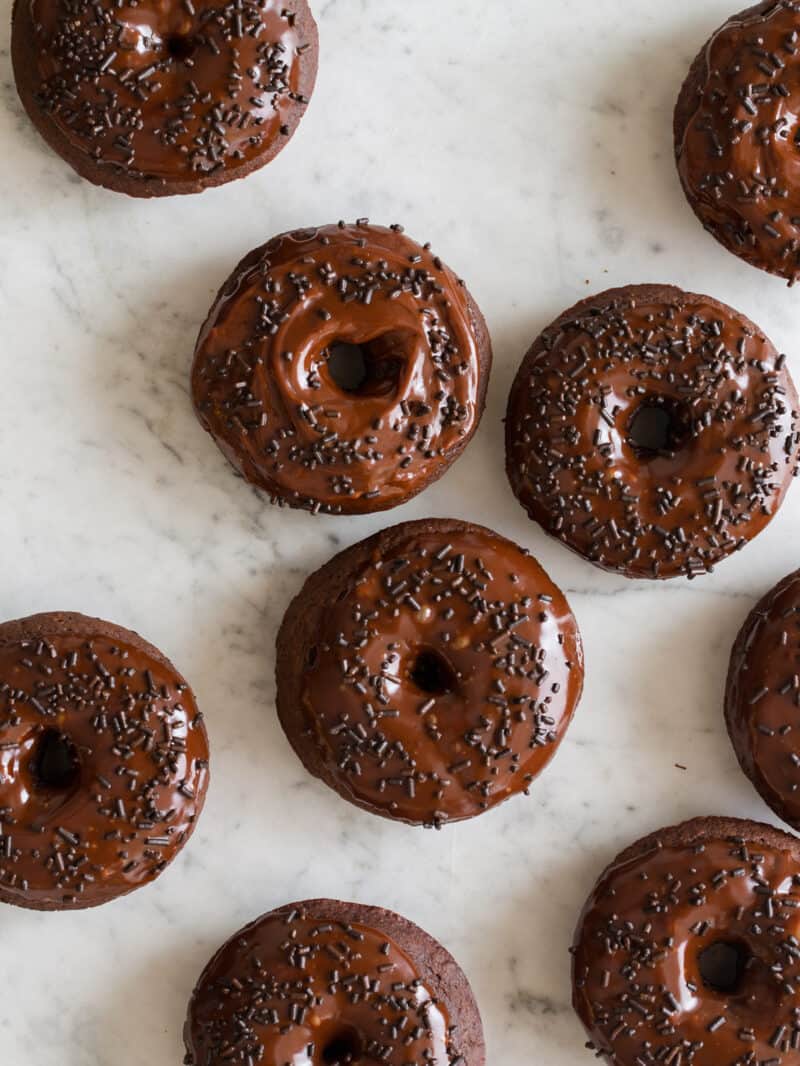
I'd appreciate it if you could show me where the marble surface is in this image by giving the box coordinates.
[3,0,800,1062]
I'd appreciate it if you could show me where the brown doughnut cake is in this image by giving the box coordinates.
[726,570,800,830]
[0,611,209,910]
[275,518,584,828]
[572,816,800,1066]
[675,2,800,282]
[11,0,318,197]
[191,221,492,515]
[505,284,800,580]
[184,898,485,1066]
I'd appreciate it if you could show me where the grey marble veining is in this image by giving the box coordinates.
[1,1,800,1063]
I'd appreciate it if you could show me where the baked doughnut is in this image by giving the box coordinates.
[11,0,318,196]
[572,816,800,1066]
[0,611,209,910]
[184,898,485,1066]
[727,569,800,829]
[192,221,492,515]
[675,2,800,282]
[275,518,583,827]
[505,284,800,580]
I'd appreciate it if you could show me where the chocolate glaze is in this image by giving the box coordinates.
[276,519,583,827]
[727,570,800,830]
[572,817,800,1066]
[11,0,317,196]
[0,612,209,909]
[192,222,492,515]
[184,899,485,1066]
[505,284,800,580]
[675,1,800,282]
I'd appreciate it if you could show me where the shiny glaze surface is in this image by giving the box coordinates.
[727,570,800,829]
[192,222,488,514]
[184,902,459,1066]
[677,1,800,281]
[18,0,316,187]
[505,285,800,579]
[573,823,800,1065]
[0,613,209,908]
[296,521,583,826]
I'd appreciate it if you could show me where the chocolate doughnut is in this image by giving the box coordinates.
[572,816,800,1066]
[726,570,800,830]
[184,898,485,1066]
[505,284,800,580]
[275,518,583,827]
[11,0,318,196]
[0,612,209,910]
[675,2,800,282]
[191,221,492,515]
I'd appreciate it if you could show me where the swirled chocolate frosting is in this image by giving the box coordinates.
[192,222,491,514]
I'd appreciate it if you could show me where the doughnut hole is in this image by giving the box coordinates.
[627,397,690,457]
[324,330,413,399]
[409,647,457,697]
[698,939,752,996]
[165,33,197,62]
[319,1025,363,1064]
[30,729,81,792]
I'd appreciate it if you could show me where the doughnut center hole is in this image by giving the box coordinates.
[165,33,196,61]
[320,1026,363,1065]
[324,333,408,399]
[627,400,688,456]
[327,342,369,393]
[409,647,457,696]
[698,940,751,995]
[30,729,81,791]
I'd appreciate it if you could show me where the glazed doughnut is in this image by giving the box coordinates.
[572,817,800,1066]
[184,898,485,1066]
[505,284,800,580]
[675,2,800,282]
[0,612,209,910]
[11,0,318,196]
[275,518,583,827]
[191,221,492,515]
[726,569,800,829]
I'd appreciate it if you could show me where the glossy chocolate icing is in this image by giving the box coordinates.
[0,612,209,909]
[727,570,800,829]
[14,0,316,191]
[677,1,800,281]
[573,820,800,1066]
[505,285,800,580]
[279,519,583,827]
[192,222,490,514]
[184,901,462,1066]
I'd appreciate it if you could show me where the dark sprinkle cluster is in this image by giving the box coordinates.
[187,907,461,1065]
[31,0,309,180]
[681,1,800,280]
[507,295,800,578]
[0,633,207,904]
[304,534,577,826]
[576,835,800,1065]
[194,222,478,514]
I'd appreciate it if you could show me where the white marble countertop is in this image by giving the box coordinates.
[2,1,800,1062]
